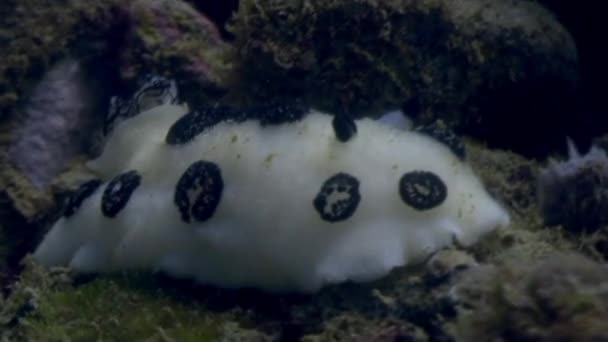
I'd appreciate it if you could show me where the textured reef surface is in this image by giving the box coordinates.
[2,0,608,340]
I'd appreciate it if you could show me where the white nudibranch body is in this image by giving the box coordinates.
[33,81,509,292]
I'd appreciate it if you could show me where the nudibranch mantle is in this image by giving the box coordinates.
[34,94,509,292]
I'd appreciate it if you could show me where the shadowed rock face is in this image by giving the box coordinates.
[232,0,579,157]
[8,59,107,190]
[531,0,608,153]
[184,0,239,39]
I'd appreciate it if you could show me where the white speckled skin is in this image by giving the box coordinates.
[34,104,510,292]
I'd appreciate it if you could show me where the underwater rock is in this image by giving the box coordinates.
[231,0,579,156]
[7,58,107,190]
[0,162,55,287]
[302,314,428,342]
[121,0,234,102]
[538,140,608,232]
[0,0,233,121]
[450,252,608,342]
[425,249,478,285]
[0,0,128,121]
[467,142,539,216]
[0,258,274,341]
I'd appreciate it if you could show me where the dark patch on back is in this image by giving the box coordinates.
[415,120,466,160]
[313,173,361,222]
[101,170,142,218]
[399,170,447,210]
[332,114,357,142]
[174,160,224,223]
[165,107,228,145]
[255,102,309,126]
[165,102,310,145]
[64,179,103,218]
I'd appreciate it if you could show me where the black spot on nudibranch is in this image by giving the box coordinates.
[332,114,357,142]
[314,173,361,222]
[174,160,223,223]
[415,120,466,160]
[101,170,142,218]
[399,171,447,210]
[64,179,103,217]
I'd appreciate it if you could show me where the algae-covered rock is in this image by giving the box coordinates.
[450,252,608,342]
[425,249,478,285]
[231,0,579,156]
[538,142,608,232]
[0,0,234,122]
[1,259,274,341]
[121,0,235,102]
[0,162,54,287]
[0,0,120,120]
[0,257,463,341]
[301,314,428,342]
[467,142,540,216]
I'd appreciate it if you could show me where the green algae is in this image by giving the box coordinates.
[25,279,221,341]
[2,259,271,341]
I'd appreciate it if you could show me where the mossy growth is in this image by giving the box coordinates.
[2,259,268,341]
[449,253,608,341]
[24,279,224,340]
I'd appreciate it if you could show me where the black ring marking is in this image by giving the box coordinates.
[332,114,357,142]
[313,173,361,222]
[64,179,103,218]
[101,170,142,218]
[399,170,447,210]
[174,160,224,223]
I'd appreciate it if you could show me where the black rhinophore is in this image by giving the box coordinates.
[332,114,357,142]
[64,179,103,218]
[313,172,361,222]
[399,170,447,210]
[174,160,224,223]
[415,120,466,160]
[101,170,142,218]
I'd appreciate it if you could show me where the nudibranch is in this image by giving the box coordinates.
[33,76,510,292]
